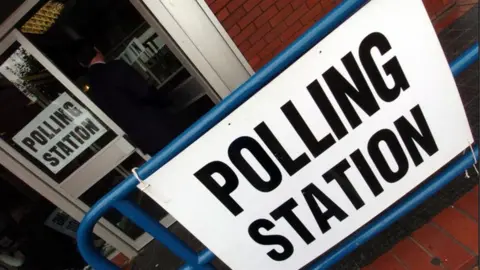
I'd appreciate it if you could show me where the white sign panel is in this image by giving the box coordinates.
[143,1,473,269]
[13,93,107,173]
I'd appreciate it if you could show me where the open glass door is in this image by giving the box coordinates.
[0,29,174,251]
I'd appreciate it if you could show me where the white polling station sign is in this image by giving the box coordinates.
[141,0,473,269]
[13,93,107,173]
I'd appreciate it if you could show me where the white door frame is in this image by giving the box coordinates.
[135,0,253,99]
[0,0,39,40]
[0,29,174,255]
[194,0,254,77]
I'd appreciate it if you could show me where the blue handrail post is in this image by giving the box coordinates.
[77,176,139,270]
[114,200,214,269]
[450,44,479,76]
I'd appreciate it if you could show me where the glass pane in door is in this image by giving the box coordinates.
[0,42,116,182]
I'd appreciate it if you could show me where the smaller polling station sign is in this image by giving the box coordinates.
[13,93,107,174]
[141,0,474,269]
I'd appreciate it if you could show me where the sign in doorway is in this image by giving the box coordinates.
[13,93,107,173]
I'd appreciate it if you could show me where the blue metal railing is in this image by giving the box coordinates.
[77,0,479,268]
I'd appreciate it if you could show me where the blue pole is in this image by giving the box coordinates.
[450,43,479,76]
[114,200,214,269]
[179,249,217,270]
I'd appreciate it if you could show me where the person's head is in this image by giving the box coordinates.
[75,40,104,68]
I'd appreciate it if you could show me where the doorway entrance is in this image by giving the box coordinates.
[0,0,219,257]
[0,163,87,270]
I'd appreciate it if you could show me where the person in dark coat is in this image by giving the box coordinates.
[75,41,179,155]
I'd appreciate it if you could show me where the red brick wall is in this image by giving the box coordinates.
[206,0,456,70]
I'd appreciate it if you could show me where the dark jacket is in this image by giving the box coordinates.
[86,60,177,155]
